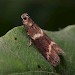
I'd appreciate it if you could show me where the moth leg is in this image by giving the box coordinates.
[27,32,29,35]
[27,32,33,46]
[29,39,32,46]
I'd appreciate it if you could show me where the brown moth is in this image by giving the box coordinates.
[21,13,64,67]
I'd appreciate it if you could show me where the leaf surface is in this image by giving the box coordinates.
[0,25,75,75]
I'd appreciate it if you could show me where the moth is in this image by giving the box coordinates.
[21,13,64,67]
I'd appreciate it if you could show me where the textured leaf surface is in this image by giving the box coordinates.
[0,25,75,75]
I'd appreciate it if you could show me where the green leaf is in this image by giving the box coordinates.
[8,71,59,75]
[0,25,75,75]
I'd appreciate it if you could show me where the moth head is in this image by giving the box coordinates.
[21,13,33,26]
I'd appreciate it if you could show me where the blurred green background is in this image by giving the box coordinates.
[0,0,75,36]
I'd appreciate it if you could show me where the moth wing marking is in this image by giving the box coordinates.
[46,42,60,66]
[32,29,43,40]
[46,50,60,66]
[51,41,64,55]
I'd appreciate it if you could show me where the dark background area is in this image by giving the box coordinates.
[0,0,75,36]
